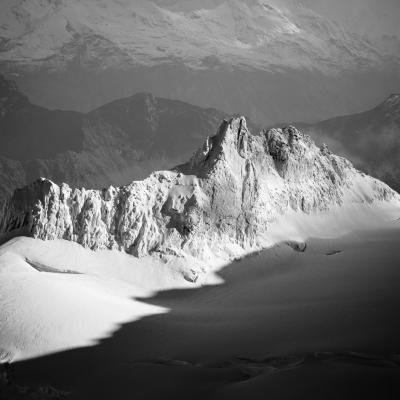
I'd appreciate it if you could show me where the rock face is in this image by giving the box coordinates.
[0,117,398,265]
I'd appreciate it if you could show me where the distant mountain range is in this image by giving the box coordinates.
[1,74,399,204]
[299,94,400,192]
[0,75,231,201]
[1,0,399,125]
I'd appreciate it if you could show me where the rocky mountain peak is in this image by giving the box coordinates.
[184,117,250,172]
[184,117,317,179]
[0,116,398,267]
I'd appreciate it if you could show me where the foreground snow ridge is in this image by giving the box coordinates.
[0,117,399,266]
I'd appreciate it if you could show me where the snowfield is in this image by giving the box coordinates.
[1,223,400,399]
[0,238,170,362]
[0,191,399,362]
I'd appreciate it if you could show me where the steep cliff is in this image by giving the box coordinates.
[1,117,398,268]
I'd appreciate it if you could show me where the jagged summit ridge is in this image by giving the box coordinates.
[0,117,398,265]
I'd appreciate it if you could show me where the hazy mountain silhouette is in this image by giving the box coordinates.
[0,75,230,201]
[299,94,400,192]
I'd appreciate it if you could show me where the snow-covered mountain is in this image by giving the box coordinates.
[300,0,400,41]
[1,117,399,271]
[1,0,399,124]
[299,94,400,192]
[0,74,230,202]
[0,0,391,71]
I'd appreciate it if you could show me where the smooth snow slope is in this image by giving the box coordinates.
[0,236,205,362]
[1,225,400,399]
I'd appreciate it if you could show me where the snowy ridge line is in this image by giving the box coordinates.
[0,117,399,266]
